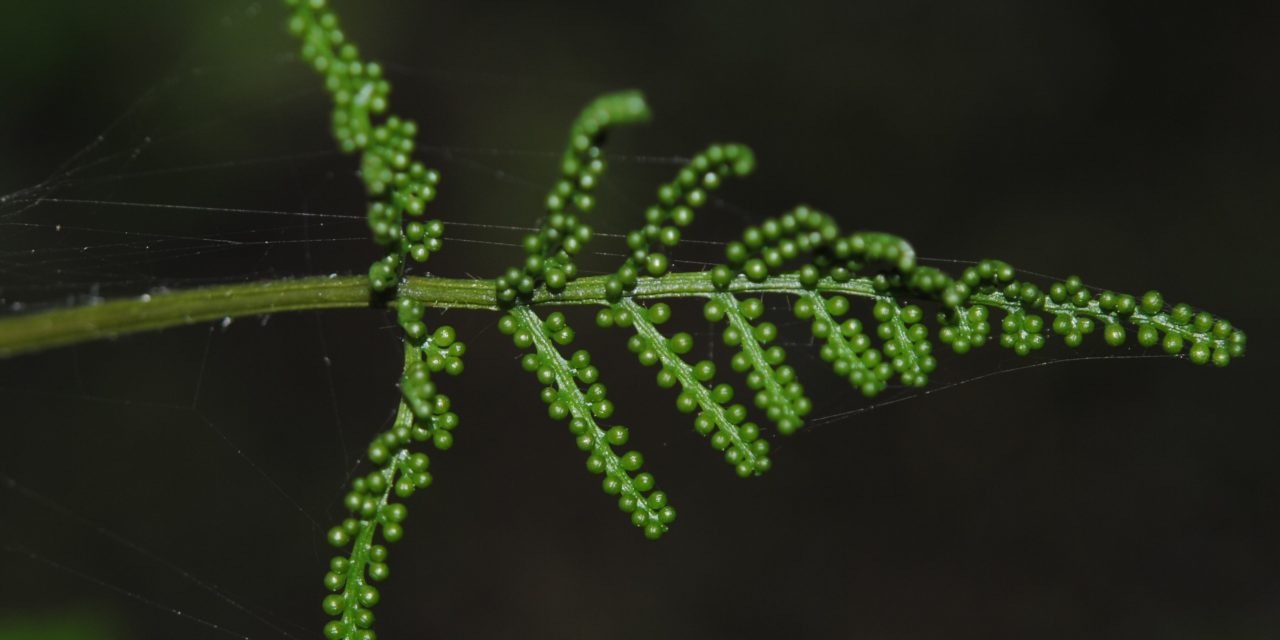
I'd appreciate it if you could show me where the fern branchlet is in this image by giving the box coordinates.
[504,307,676,539]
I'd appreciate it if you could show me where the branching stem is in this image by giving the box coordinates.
[0,271,1228,358]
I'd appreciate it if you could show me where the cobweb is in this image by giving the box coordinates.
[0,32,1187,640]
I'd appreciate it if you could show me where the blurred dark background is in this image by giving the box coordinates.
[0,1,1277,638]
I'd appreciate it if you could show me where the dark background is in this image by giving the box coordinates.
[1,1,1277,638]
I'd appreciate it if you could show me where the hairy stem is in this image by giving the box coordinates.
[0,271,1228,358]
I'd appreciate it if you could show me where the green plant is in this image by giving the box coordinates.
[0,1,1249,639]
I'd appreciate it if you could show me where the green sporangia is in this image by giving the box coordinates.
[0,2,1246,639]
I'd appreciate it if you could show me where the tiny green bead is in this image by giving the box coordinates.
[1140,290,1164,314]
[645,252,669,276]
[743,259,768,282]
[616,453,640,473]
[606,426,629,446]
[1103,324,1125,346]
[545,269,567,290]
[711,265,734,288]
[872,300,893,322]
[327,527,349,547]
[1212,348,1231,367]
[381,522,404,543]
[1137,325,1160,347]
[324,621,348,640]
[798,264,820,288]
[582,450,605,472]
[648,303,671,324]
[323,594,345,615]
[1193,312,1214,332]
[432,430,453,450]
[1171,304,1194,324]
[1188,342,1211,365]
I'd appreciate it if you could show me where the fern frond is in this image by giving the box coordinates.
[704,293,810,435]
[606,299,771,477]
[285,0,445,292]
[604,143,756,300]
[0,2,1234,640]
[495,91,651,304]
[794,292,894,398]
[243,5,1237,638]
[396,298,465,450]
[321,342,454,640]
[869,298,936,388]
[502,308,676,539]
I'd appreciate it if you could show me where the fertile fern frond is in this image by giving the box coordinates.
[605,143,756,299]
[485,91,1245,548]
[502,308,676,540]
[704,293,810,435]
[321,341,452,640]
[609,298,771,477]
[0,2,1250,640]
[494,91,651,304]
[270,1,1250,638]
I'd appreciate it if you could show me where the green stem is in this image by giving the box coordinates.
[0,273,856,357]
[0,276,373,357]
[0,271,1229,358]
